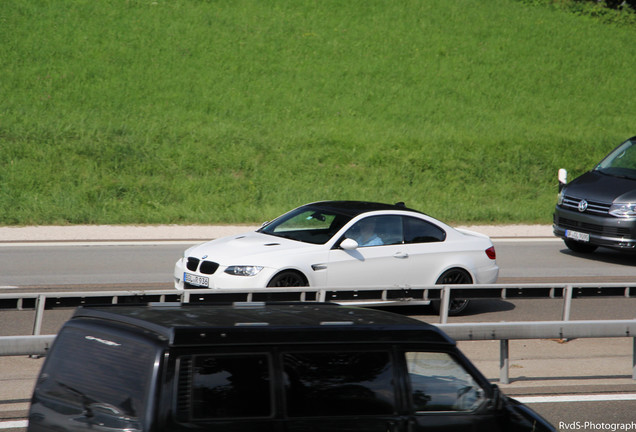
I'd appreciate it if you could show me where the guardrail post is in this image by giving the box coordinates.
[317,289,327,303]
[500,339,510,385]
[32,295,46,336]
[562,284,573,321]
[439,286,451,324]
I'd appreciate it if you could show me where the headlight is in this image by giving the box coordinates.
[557,189,565,206]
[609,203,636,218]
[224,266,264,276]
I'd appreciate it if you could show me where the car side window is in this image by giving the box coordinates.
[404,217,446,244]
[344,215,403,247]
[405,351,486,412]
[181,353,273,419]
[282,350,396,416]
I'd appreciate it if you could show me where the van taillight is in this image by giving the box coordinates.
[485,246,496,260]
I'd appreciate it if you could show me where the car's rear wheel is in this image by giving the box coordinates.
[267,271,308,287]
[433,268,472,316]
[564,239,598,254]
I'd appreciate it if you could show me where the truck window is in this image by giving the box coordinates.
[405,352,486,412]
[35,326,156,422]
[182,354,272,419]
[282,351,395,417]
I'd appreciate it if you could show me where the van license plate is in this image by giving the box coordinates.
[566,230,590,242]
[184,273,209,287]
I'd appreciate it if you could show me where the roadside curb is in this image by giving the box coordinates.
[0,224,554,242]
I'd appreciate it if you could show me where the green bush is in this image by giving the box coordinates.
[518,0,636,25]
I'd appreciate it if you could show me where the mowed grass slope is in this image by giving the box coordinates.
[1,0,635,225]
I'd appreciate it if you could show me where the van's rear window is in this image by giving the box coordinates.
[37,326,157,420]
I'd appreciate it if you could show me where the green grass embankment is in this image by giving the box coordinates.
[1,0,635,225]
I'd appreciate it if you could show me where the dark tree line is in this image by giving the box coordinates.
[588,0,636,10]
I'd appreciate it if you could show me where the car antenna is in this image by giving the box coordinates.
[395,202,406,208]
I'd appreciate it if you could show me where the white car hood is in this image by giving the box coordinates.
[184,231,321,266]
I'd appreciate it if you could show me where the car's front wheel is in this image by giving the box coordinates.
[433,268,472,316]
[564,239,598,254]
[267,271,308,287]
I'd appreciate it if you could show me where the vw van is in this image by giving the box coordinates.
[554,136,636,253]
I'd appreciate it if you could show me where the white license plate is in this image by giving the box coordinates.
[566,230,590,242]
[184,272,209,287]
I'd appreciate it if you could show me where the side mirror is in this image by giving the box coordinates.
[490,384,505,411]
[558,168,567,192]
[340,238,359,250]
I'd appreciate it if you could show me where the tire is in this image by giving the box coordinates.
[433,268,472,316]
[267,271,308,287]
[564,239,598,254]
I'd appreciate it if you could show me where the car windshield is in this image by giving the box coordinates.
[595,138,636,180]
[258,206,352,244]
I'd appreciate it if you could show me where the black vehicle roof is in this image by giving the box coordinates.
[303,201,423,218]
[71,302,453,347]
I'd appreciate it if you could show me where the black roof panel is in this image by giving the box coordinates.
[302,201,423,218]
[72,303,452,347]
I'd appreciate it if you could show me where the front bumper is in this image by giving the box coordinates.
[173,258,278,290]
[553,206,636,249]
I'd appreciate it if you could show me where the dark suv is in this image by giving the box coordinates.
[28,302,555,432]
[554,136,636,253]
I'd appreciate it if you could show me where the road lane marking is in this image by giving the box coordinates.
[515,393,636,403]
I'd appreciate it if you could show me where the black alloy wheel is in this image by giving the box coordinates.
[267,271,308,287]
[434,268,472,316]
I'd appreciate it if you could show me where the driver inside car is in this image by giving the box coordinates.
[348,218,384,247]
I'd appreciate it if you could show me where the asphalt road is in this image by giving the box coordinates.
[495,238,636,283]
[3,238,636,288]
[1,237,636,431]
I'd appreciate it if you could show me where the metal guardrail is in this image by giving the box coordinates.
[1,320,634,384]
[438,320,636,384]
[1,282,635,332]
[0,335,55,357]
[1,283,635,383]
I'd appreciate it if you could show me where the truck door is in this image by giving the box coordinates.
[282,349,407,432]
[400,350,501,432]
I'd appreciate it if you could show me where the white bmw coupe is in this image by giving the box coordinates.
[174,201,498,314]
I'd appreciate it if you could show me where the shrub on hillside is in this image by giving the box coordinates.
[601,0,636,10]
[519,0,636,25]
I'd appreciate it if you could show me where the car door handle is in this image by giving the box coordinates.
[393,252,409,259]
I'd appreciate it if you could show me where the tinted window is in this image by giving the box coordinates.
[186,354,272,419]
[405,352,485,412]
[404,217,446,243]
[36,326,156,421]
[283,351,395,416]
[344,215,403,247]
